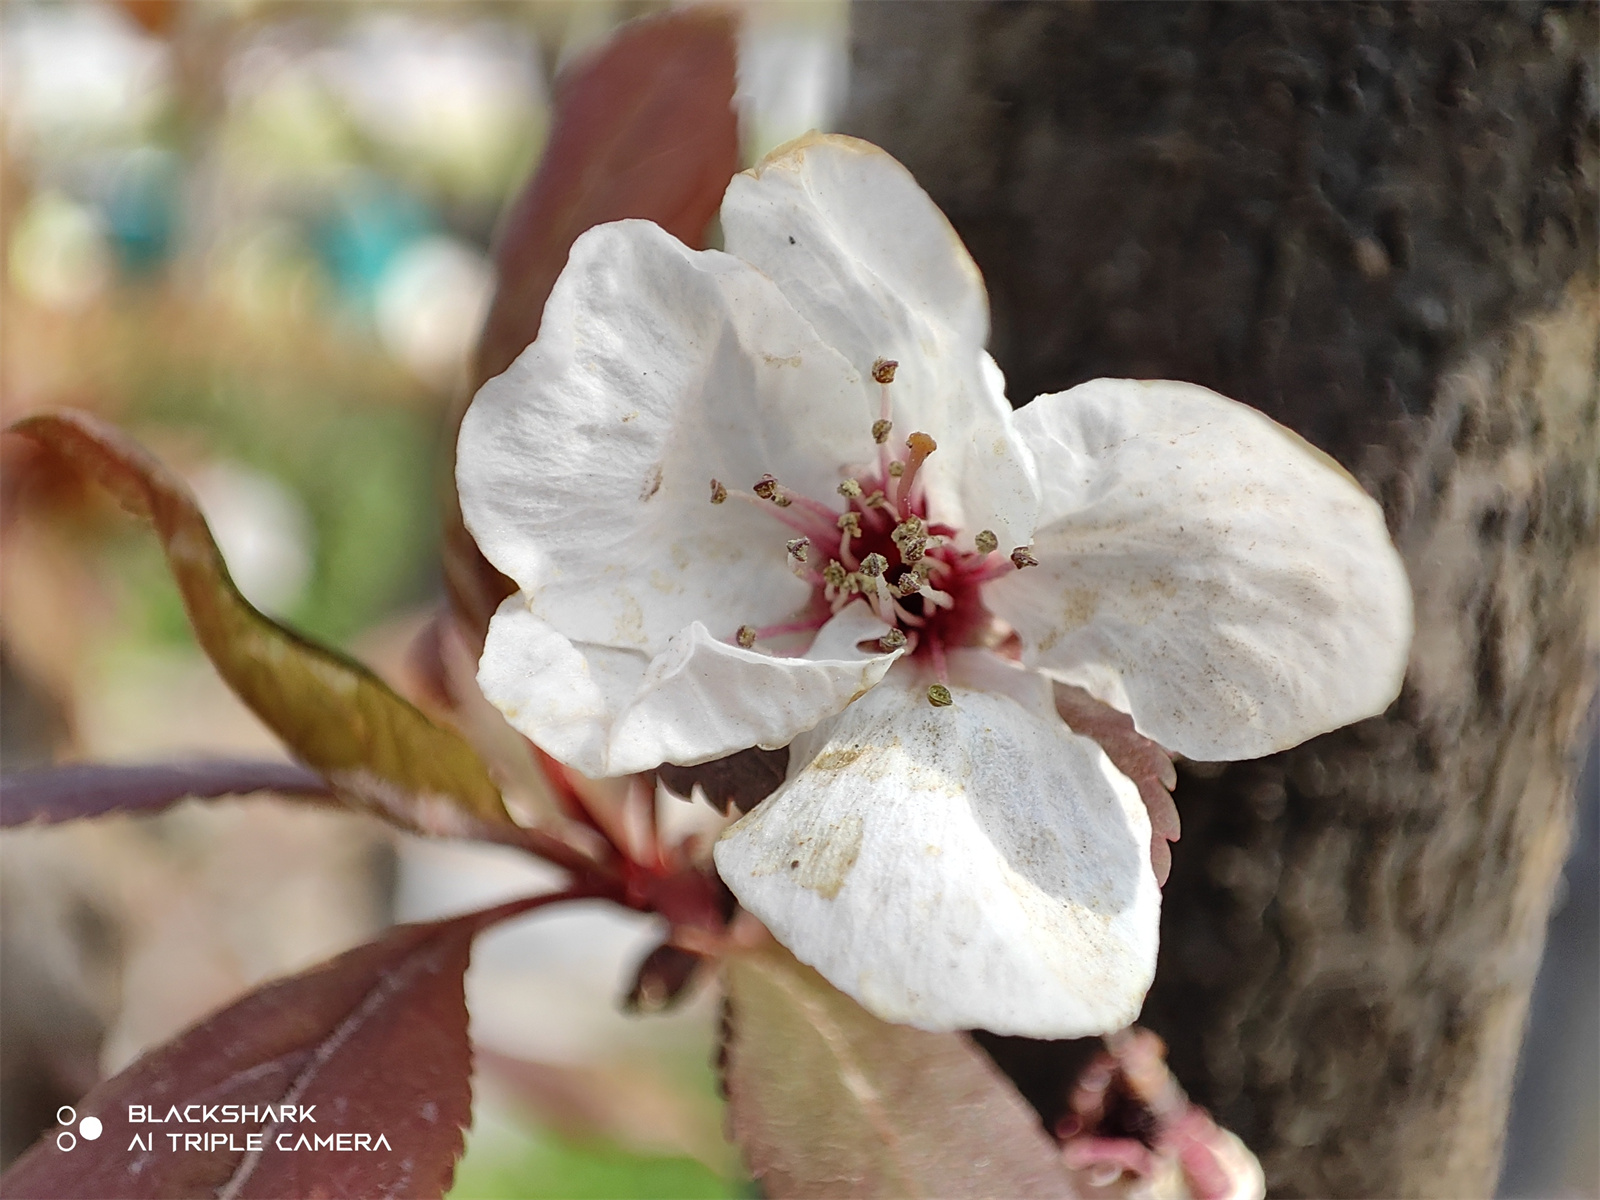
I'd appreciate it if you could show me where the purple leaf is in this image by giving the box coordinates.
[0,893,586,1200]
[0,759,332,827]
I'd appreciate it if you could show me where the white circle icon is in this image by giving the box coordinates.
[56,1132,76,1152]
[52,1106,100,1151]
[56,1106,76,1126]
[79,1116,103,1141]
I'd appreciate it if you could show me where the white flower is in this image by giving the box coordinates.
[457,134,1412,1038]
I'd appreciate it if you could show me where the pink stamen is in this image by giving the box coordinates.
[727,489,835,542]
[838,530,859,570]
[890,598,926,627]
[776,486,840,524]
[971,558,1021,585]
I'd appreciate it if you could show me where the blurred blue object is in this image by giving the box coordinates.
[1498,721,1600,1199]
[310,172,433,311]
[104,146,180,275]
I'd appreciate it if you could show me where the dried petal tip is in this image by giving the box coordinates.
[1010,545,1039,569]
[709,479,727,504]
[974,529,998,554]
[785,537,811,562]
[871,418,893,444]
[871,357,898,385]
[879,628,908,651]
[837,478,863,498]
[735,625,758,649]
[859,553,888,578]
[926,684,953,707]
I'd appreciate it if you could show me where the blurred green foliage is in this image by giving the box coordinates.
[448,1126,743,1200]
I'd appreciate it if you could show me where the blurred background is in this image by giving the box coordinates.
[0,3,1592,1199]
[0,2,845,1195]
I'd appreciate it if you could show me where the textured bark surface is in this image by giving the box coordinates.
[845,4,1599,1197]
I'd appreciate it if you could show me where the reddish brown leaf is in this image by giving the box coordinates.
[721,941,1078,1199]
[471,7,739,388]
[624,942,705,1014]
[446,8,740,640]
[1054,683,1181,886]
[657,746,790,816]
[0,759,332,827]
[7,412,514,841]
[0,893,582,1200]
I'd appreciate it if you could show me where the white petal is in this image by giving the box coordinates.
[480,598,902,778]
[458,219,877,656]
[986,379,1413,761]
[477,599,647,778]
[714,661,1160,1037]
[723,135,1039,551]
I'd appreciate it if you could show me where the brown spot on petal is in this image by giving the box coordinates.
[791,811,864,899]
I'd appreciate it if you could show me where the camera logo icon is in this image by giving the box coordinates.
[54,1106,102,1152]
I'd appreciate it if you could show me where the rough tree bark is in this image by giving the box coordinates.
[844,4,1598,1197]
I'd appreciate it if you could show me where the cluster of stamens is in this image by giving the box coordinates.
[708,357,1036,705]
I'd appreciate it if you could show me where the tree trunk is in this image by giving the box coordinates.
[843,3,1599,1196]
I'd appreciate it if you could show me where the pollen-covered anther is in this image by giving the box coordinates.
[872,418,893,445]
[709,479,727,504]
[926,684,953,707]
[896,574,923,597]
[752,474,779,501]
[735,625,758,649]
[785,537,811,562]
[891,518,927,564]
[837,511,861,537]
[974,529,998,554]
[859,553,888,578]
[837,478,863,499]
[1011,545,1040,569]
[888,460,904,477]
[871,357,899,385]
[822,560,848,588]
[879,628,908,652]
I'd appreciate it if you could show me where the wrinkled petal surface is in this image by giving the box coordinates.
[714,655,1159,1037]
[986,379,1413,761]
[723,135,1038,551]
[480,599,902,777]
[459,219,878,656]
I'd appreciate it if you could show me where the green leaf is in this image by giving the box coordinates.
[11,410,513,837]
[720,942,1078,1199]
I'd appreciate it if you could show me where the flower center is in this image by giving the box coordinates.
[710,358,1034,702]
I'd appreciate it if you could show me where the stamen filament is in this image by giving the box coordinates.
[777,486,839,523]
[726,489,834,541]
[890,598,926,627]
[752,616,829,640]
